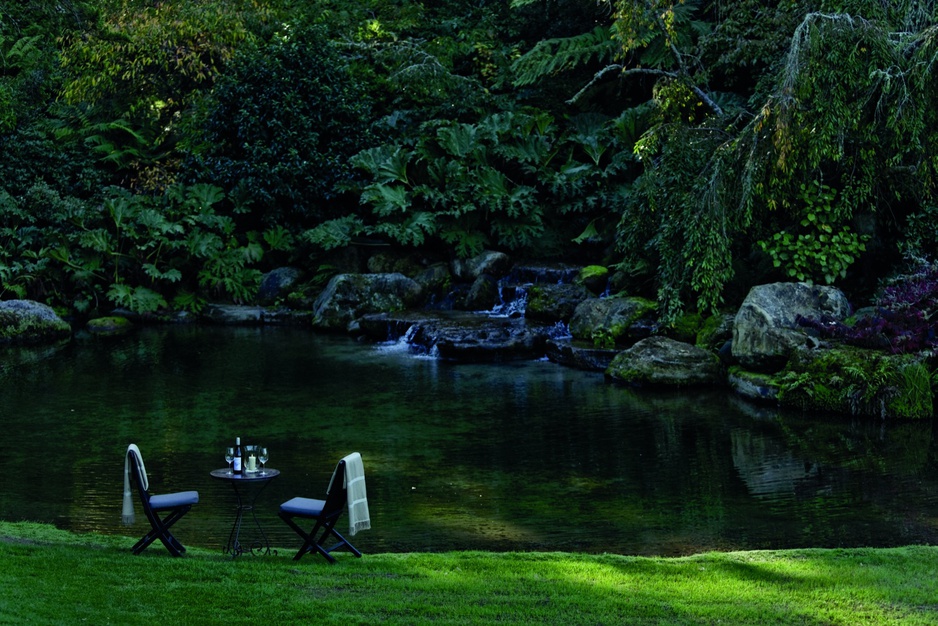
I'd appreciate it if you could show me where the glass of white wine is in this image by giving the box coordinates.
[258,447,269,475]
[225,447,235,475]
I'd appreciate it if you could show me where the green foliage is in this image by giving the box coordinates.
[187,23,374,228]
[0,183,268,313]
[777,347,934,419]
[758,182,869,284]
[511,26,617,87]
[312,108,639,258]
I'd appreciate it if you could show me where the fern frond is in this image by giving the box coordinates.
[512,26,617,87]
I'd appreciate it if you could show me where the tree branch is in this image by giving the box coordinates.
[566,63,625,104]
[568,64,724,116]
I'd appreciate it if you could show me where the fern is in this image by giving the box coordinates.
[512,26,618,87]
[301,216,366,251]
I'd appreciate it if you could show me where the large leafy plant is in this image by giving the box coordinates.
[305,108,641,258]
[0,183,275,313]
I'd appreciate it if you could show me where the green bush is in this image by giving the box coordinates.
[185,23,375,229]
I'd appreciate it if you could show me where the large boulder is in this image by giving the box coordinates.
[568,296,658,346]
[450,251,512,282]
[257,267,303,305]
[605,336,723,387]
[525,283,592,322]
[312,273,424,331]
[0,300,71,345]
[732,282,850,372]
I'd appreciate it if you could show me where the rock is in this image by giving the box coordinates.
[510,263,580,284]
[697,314,736,352]
[577,265,610,295]
[732,282,851,372]
[605,336,723,387]
[433,317,550,361]
[312,273,424,332]
[86,316,133,336]
[568,296,658,346]
[203,304,264,324]
[461,274,500,311]
[0,300,71,346]
[357,310,553,361]
[545,338,619,371]
[727,367,780,403]
[257,267,303,305]
[450,251,512,282]
[525,283,592,323]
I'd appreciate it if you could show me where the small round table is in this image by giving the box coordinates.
[210,468,280,557]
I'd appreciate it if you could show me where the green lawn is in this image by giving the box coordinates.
[1,521,936,625]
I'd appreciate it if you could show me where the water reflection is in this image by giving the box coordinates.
[1,325,936,556]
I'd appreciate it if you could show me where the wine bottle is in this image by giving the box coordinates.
[233,436,243,474]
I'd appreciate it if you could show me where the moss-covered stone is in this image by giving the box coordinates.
[727,366,781,403]
[667,312,703,343]
[605,336,723,387]
[696,314,734,351]
[569,296,658,347]
[777,346,934,419]
[526,283,591,322]
[577,265,610,295]
[86,316,133,335]
[0,301,72,346]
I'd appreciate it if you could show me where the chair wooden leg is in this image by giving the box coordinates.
[133,506,191,557]
[279,512,361,564]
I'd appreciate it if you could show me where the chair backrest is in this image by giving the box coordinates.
[127,448,151,506]
[322,460,349,520]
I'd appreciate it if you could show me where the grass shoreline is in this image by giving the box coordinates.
[2,521,937,625]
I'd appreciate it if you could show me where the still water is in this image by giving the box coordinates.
[1,324,937,556]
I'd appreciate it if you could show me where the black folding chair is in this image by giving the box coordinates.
[127,446,199,557]
[278,459,363,563]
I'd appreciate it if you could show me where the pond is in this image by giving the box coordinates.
[1,324,937,556]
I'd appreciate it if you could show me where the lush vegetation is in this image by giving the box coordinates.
[2,521,937,624]
[2,0,938,319]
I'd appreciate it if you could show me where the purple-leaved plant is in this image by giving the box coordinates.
[798,260,938,354]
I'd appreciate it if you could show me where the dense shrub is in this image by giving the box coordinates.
[185,24,375,230]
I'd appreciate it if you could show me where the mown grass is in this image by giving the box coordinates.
[1,521,936,625]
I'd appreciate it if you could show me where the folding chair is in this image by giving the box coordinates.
[278,457,365,563]
[125,445,199,557]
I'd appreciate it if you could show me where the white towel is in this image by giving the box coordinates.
[122,444,147,526]
[329,452,371,536]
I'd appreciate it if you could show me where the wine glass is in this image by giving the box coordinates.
[258,447,269,475]
[224,447,234,475]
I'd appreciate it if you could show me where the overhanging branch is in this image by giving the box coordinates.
[567,64,724,116]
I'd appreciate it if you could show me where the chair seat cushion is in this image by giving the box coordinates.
[280,496,326,517]
[150,490,199,510]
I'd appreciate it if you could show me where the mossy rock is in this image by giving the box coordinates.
[727,366,781,403]
[605,336,723,387]
[667,312,703,344]
[569,296,658,347]
[577,265,610,295]
[696,314,735,351]
[86,316,134,336]
[777,346,934,419]
[0,300,71,346]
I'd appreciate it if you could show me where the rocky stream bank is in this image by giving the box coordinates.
[2,250,934,420]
